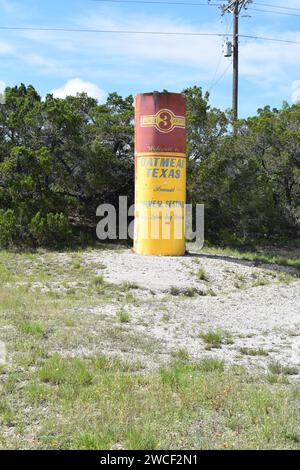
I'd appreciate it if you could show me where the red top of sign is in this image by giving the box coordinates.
[135,92,186,155]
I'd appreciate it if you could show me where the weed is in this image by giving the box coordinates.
[171,349,190,362]
[170,286,180,296]
[199,330,233,349]
[268,361,298,376]
[161,313,170,322]
[117,310,130,323]
[197,268,208,281]
[277,272,295,285]
[39,354,93,386]
[239,347,269,357]
[91,275,105,287]
[252,278,270,287]
[18,320,47,338]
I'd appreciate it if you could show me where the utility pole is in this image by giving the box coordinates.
[222,0,252,121]
[232,1,239,121]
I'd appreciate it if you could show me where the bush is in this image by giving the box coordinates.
[29,212,72,247]
[0,209,19,248]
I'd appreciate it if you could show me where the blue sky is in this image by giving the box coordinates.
[0,0,300,116]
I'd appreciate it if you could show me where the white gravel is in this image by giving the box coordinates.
[84,248,300,375]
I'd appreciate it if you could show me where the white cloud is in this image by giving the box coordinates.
[292,80,300,104]
[50,78,105,101]
[0,80,6,104]
[4,5,300,107]
[20,8,227,79]
[0,40,14,54]
[0,0,16,13]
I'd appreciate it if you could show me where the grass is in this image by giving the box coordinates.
[268,361,298,376]
[91,275,105,287]
[201,245,300,271]
[0,247,299,450]
[182,287,196,297]
[199,330,234,349]
[194,357,224,372]
[196,267,208,281]
[18,320,47,338]
[234,273,247,290]
[169,286,203,297]
[1,354,300,449]
[239,347,269,357]
[277,272,295,285]
[171,348,190,362]
[170,286,180,296]
[252,278,270,287]
[117,309,130,323]
[0,399,14,426]
[38,354,93,386]
[161,313,170,322]
[207,288,217,296]
[120,281,139,291]
[125,292,137,304]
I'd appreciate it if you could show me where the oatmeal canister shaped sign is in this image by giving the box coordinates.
[134,92,186,256]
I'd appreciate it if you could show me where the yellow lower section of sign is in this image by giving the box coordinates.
[134,152,186,256]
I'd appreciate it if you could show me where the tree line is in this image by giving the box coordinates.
[0,84,299,248]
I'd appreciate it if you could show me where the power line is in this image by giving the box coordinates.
[241,34,300,44]
[91,0,221,5]
[91,0,300,15]
[208,60,232,92]
[0,26,227,36]
[208,15,232,91]
[250,7,300,17]
[0,26,300,45]
[254,2,300,12]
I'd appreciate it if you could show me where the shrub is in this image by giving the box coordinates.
[29,211,71,246]
[0,209,19,247]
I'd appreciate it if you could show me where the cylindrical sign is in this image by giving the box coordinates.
[134,92,186,256]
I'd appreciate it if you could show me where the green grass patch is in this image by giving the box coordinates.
[196,267,208,281]
[120,281,139,292]
[161,313,170,322]
[199,330,234,349]
[117,309,130,323]
[170,286,180,296]
[277,272,296,285]
[268,362,298,376]
[171,349,190,362]
[202,246,300,271]
[91,275,105,287]
[0,353,300,449]
[18,320,47,338]
[239,347,269,357]
[252,278,270,287]
[0,399,14,426]
[38,354,93,386]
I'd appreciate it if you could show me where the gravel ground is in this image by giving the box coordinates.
[84,248,300,376]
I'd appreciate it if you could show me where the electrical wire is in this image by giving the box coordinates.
[1,26,300,45]
[208,13,232,91]
[250,7,300,17]
[254,2,300,12]
[241,33,300,44]
[91,0,222,5]
[208,60,232,92]
[0,26,227,36]
[90,1,300,17]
